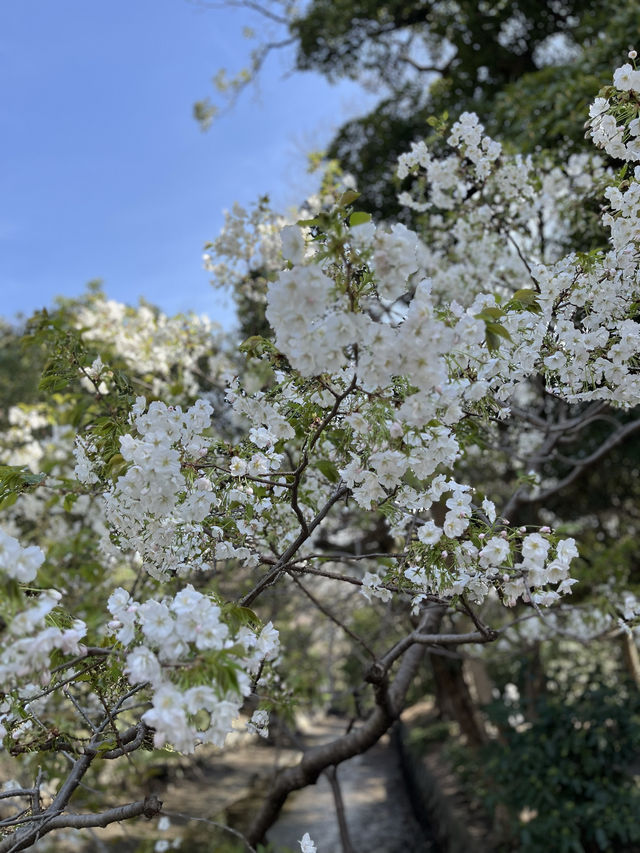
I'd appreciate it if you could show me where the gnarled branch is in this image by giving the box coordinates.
[246,604,444,845]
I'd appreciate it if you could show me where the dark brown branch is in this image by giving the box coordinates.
[0,797,162,852]
[50,646,113,676]
[246,605,443,845]
[288,563,402,591]
[505,230,535,282]
[48,796,162,829]
[396,55,450,74]
[99,722,148,759]
[0,790,35,802]
[0,812,30,830]
[31,770,43,818]
[373,627,493,680]
[24,661,104,704]
[504,418,640,516]
[240,484,349,606]
[324,766,356,853]
[289,470,309,536]
[293,551,405,562]
[63,687,97,733]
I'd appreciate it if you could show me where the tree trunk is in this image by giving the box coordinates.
[430,653,488,747]
[620,631,640,688]
[522,642,546,717]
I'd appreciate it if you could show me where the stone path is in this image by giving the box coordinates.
[265,717,438,853]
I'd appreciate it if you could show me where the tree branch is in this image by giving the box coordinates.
[189,0,291,26]
[161,810,257,852]
[240,484,349,606]
[0,716,154,851]
[0,797,162,853]
[372,627,493,680]
[246,605,444,845]
[324,766,356,853]
[505,418,640,515]
[100,722,148,759]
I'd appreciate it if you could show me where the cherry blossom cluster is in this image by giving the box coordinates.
[253,63,640,620]
[357,476,578,610]
[537,104,640,406]
[588,61,640,161]
[100,398,220,579]
[72,293,230,398]
[0,583,86,694]
[0,531,87,738]
[267,62,639,423]
[203,200,291,291]
[266,236,541,414]
[404,525,578,610]
[0,526,45,583]
[397,113,610,314]
[107,584,279,753]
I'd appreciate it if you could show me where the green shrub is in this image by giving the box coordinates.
[458,679,640,852]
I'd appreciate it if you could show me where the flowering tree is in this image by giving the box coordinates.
[1,61,640,851]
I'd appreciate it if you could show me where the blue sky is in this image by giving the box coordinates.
[1,1,375,328]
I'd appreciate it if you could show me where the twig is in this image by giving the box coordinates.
[63,687,98,733]
[50,646,114,676]
[188,0,290,26]
[240,484,349,606]
[289,572,376,658]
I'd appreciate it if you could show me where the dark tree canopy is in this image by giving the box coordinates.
[288,0,637,217]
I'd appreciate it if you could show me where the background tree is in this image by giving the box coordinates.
[199,0,637,218]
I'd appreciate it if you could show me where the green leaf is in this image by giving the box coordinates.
[240,335,276,358]
[485,322,512,341]
[222,603,260,631]
[0,492,18,511]
[337,189,361,207]
[475,307,505,321]
[511,288,538,304]
[23,471,47,486]
[316,459,339,483]
[38,374,72,393]
[349,211,372,226]
[104,452,127,481]
[509,288,542,314]
[485,323,513,352]
[0,465,46,507]
[63,493,78,512]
